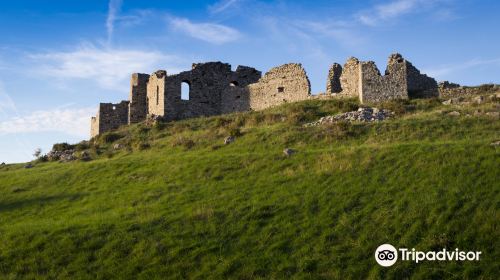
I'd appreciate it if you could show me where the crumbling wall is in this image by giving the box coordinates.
[387,53,438,98]
[90,101,129,137]
[90,116,99,138]
[339,58,361,97]
[438,82,500,98]
[128,73,150,123]
[326,63,343,94]
[328,53,438,103]
[221,86,250,114]
[147,70,167,117]
[149,62,261,121]
[359,61,408,103]
[244,63,311,111]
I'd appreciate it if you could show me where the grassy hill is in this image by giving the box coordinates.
[0,93,499,279]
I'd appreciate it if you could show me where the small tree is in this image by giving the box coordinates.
[33,148,42,159]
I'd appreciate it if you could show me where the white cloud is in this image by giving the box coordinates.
[209,0,242,14]
[0,107,95,138]
[357,0,450,26]
[29,43,182,90]
[107,0,123,44]
[0,81,16,118]
[169,17,241,44]
[424,58,500,78]
[291,20,365,48]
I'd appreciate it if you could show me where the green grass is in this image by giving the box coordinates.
[0,96,499,279]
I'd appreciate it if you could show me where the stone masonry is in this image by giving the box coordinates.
[90,101,129,138]
[325,53,438,103]
[90,53,439,137]
[128,73,150,124]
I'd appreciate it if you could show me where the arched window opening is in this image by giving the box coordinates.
[181,81,190,100]
[277,87,285,93]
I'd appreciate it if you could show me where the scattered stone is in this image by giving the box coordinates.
[283,148,296,157]
[473,96,485,104]
[224,136,235,145]
[448,111,461,116]
[490,140,500,147]
[305,107,394,127]
[486,112,499,118]
[113,143,122,150]
[80,151,91,161]
[47,149,76,162]
[442,98,462,105]
[24,163,33,169]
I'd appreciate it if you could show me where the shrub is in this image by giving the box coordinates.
[478,84,495,93]
[171,136,195,150]
[74,141,90,151]
[99,132,123,144]
[214,117,232,129]
[133,141,151,151]
[226,126,242,137]
[285,105,318,125]
[380,99,415,115]
[36,155,48,163]
[52,143,74,152]
[153,121,167,131]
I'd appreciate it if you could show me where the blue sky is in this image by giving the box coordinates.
[0,0,499,163]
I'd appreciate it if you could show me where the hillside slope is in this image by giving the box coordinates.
[0,94,499,279]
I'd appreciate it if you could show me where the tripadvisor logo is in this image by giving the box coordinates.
[375,244,482,267]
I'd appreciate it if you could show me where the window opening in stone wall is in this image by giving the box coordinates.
[278,87,285,93]
[112,106,116,110]
[156,86,159,105]
[230,81,238,87]
[181,81,190,100]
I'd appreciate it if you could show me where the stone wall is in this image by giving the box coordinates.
[147,70,167,117]
[326,63,342,94]
[397,55,438,98]
[326,53,438,103]
[90,101,129,138]
[439,82,500,98]
[90,54,440,137]
[128,73,150,123]
[359,61,408,103]
[247,63,311,110]
[339,57,361,97]
[156,62,261,121]
[90,116,99,138]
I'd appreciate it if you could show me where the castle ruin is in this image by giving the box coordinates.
[90,53,438,137]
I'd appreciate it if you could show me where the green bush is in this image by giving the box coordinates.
[52,142,74,152]
[171,136,195,150]
[99,132,123,144]
[380,99,415,115]
[74,141,90,151]
[133,141,151,151]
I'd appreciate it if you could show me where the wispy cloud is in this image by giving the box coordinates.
[424,58,500,78]
[291,20,365,48]
[0,107,95,137]
[0,81,17,121]
[29,43,182,90]
[357,0,450,26]
[106,0,123,44]
[209,0,243,14]
[169,16,241,44]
